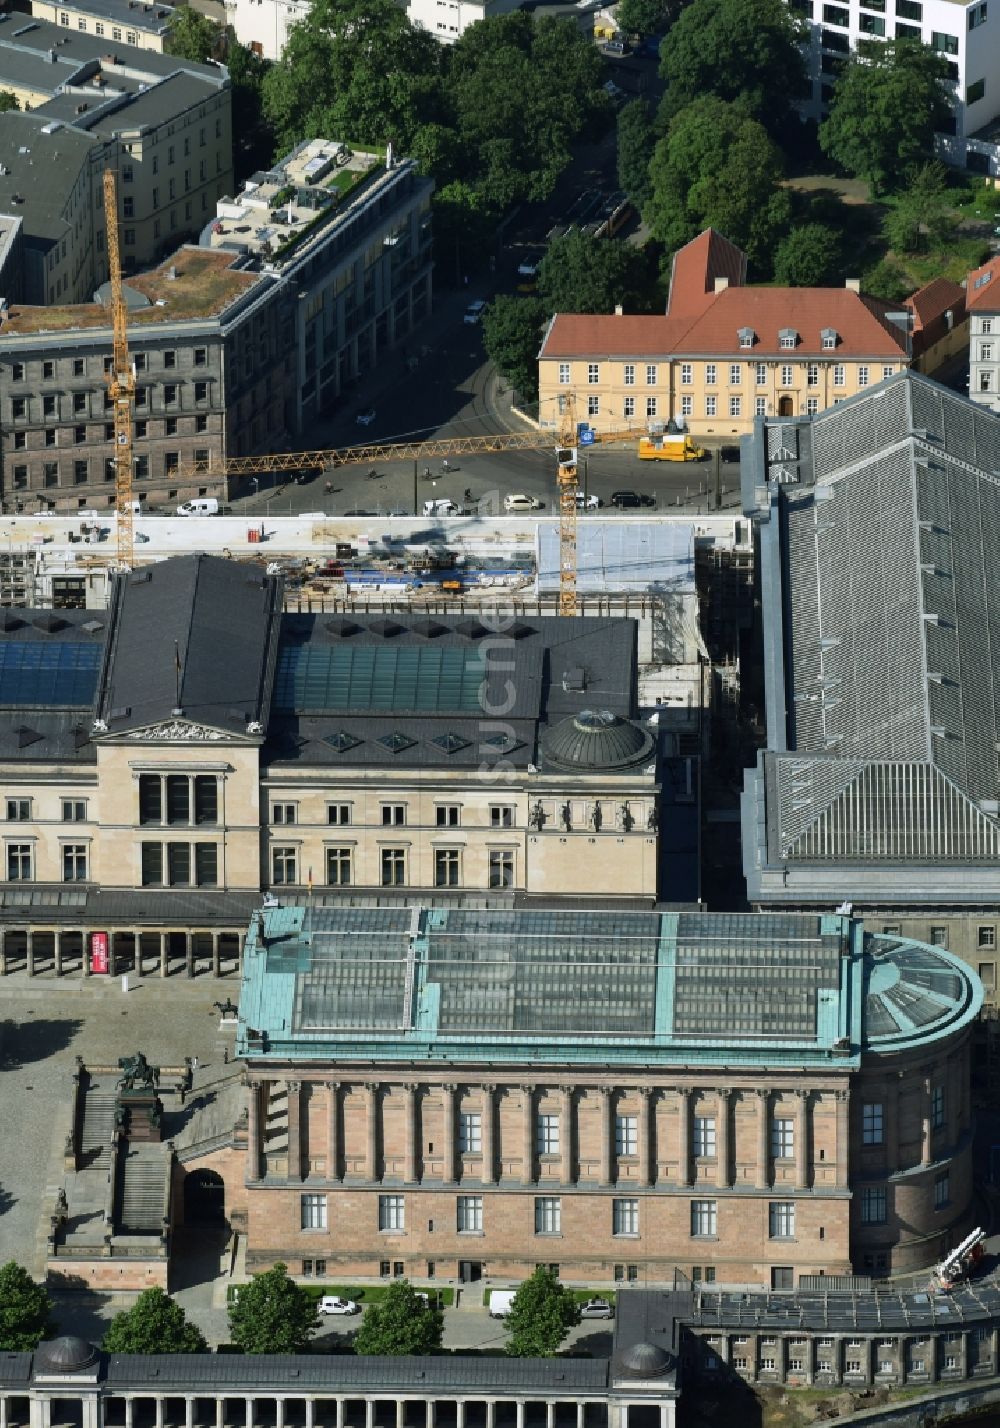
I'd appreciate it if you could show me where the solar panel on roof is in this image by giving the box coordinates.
[0,641,102,706]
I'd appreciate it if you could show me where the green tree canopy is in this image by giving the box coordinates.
[226,36,273,181]
[646,96,791,272]
[482,294,548,402]
[0,91,18,113]
[504,1269,580,1358]
[166,7,222,62]
[861,256,913,302]
[103,1289,207,1355]
[352,1281,444,1355]
[773,221,842,285]
[228,1264,316,1354]
[538,230,651,313]
[658,0,807,136]
[617,98,656,211]
[819,39,952,195]
[614,0,673,37]
[0,1263,53,1351]
[881,161,956,253]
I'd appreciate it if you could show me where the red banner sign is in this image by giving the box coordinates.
[89,931,109,974]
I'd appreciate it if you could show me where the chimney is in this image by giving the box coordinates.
[845,278,861,293]
[714,276,729,293]
[614,303,623,316]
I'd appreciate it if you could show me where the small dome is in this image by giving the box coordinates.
[616,1340,675,1378]
[34,1337,98,1374]
[541,710,655,772]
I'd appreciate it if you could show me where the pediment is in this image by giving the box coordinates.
[94,718,245,743]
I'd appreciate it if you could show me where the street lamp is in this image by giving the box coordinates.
[250,477,259,499]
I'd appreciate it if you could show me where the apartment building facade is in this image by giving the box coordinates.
[536,231,958,439]
[30,0,176,50]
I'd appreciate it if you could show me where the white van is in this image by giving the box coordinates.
[422,498,462,517]
[176,498,219,517]
[488,1290,517,1319]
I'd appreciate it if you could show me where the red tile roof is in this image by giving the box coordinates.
[966,256,1000,311]
[667,228,747,320]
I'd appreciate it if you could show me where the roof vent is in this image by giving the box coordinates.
[371,618,404,638]
[129,570,151,585]
[81,619,103,634]
[0,613,23,631]
[431,731,471,754]
[325,618,362,637]
[323,731,362,753]
[378,731,417,754]
[32,613,65,633]
[109,706,131,722]
[562,665,586,692]
[15,725,42,748]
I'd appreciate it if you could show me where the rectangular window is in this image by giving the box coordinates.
[863,1103,884,1145]
[10,398,25,419]
[382,804,406,826]
[381,847,406,886]
[755,363,767,385]
[6,843,31,880]
[979,961,997,990]
[379,1194,405,1231]
[62,844,87,882]
[300,1193,327,1230]
[729,363,742,385]
[769,1202,795,1238]
[490,805,515,827]
[616,1114,638,1156]
[436,805,461,826]
[587,363,600,385]
[6,799,31,821]
[646,396,658,418]
[882,365,895,382]
[983,319,994,334]
[729,396,742,418]
[968,78,986,104]
[691,1200,717,1237]
[489,850,514,889]
[535,1196,561,1234]
[646,364,657,385]
[558,362,570,385]
[62,800,87,822]
[613,1198,639,1236]
[833,364,846,387]
[694,1116,717,1158]
[272,803,297,825]
[165,775,190,825]
[681,395,693,417]
[457,1195,483,1232]
[706,396,717,417]
[931,926,948,947]
[982,344,994,362]
[755,397,767,417]
[434,848,460,887]
[680,362,693,385]
[537,1113,560,1155]
[271,845,297,886]
[772,1118,794,1159]
[897,0,921,14]
[326,846,352,886]
[932,1084,945,1129]
[806,398,819,416]
[194,381,208,403]
[861,1186,886,1224]
[588,394,600,417]
[327,804,351,825]
[623,363,635,386]
[705,363,717,386]
[934,1172,950,1209]
[858,365,870,387]
[623,396,635,418]
[780,364,793,386]
[780,333,797,350]
[458,1112,482,1154]
[807,364,819,387]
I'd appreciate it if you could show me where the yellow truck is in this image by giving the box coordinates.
[638,433,706,462]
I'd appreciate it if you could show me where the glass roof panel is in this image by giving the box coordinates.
[0,641,102,707]
[273,645,486,713]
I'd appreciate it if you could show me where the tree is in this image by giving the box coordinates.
[861,257,912,302]
[646,97,791,273]
[538,231,651,314]
[773,222,842,285]
[228,1263,316,1354]
[658,0,807,137]
[226,36,274,182]
[819,39,952,196]
[166,7,222,63]
[615,0,671,37]
[617,98,656,211]
[353,1280,443,1355]
[482,295,548,402]
[0,1262,53,1351]
[505,1268,580,1358]
[103,1289,207,1355]
[0,91,18,113]
[882,162,956,253]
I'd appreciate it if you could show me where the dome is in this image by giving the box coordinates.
[33,1337,98,1374]
[862,935,983,1052]
[615,1340,675,1379]
[540,710,655,772]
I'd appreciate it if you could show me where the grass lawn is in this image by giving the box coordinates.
[481,1287,616,1307]
[227,1283,454,1307]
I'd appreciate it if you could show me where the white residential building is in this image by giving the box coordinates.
[792,0,1000,173]
[407,0,520,43]
[225,0,309,59]
[967,254,1000,408]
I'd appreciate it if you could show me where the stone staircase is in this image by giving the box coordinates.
[118,1147,167,1234]
[79,1085,117,1168]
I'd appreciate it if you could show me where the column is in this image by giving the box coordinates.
[275,1404,285,1428]
[185,1400,195,1428]
[160,931,168,978]
[247,1080,262,1184]
[485,1405,496,1428]
[921,1076,933,1167]
[404,1084,418,1184]
[835,1090,850,1190]
[26,929,34,978]
[560,1087,574,1185]
[125,1402,135,1428]
[365,1405,374,1428]
[441,1084,456,1184]
[756,1090,770,1190]
[185,931,195,979]
[396,1404,404,1428]
[885,1076,899,1171]
[215,1400,224,1428]
[677,1088,691,1188]
[455,1405,465,1428]
[716,1089,731,1190]
[795,1090,810,1191]
[212,932,222,979]
[0,929,7,976]
[545,1405,555,1428]
[425,1403,436,1428]
[131,928,142,973]
[286,1080,303,1182]
[365,1082,378,1181]
[155,1401,165,1428]
[516,1405,525,1428]
[336,1402,345,1428]
[481,1084,496,1186]
[599,1086,613,1187]
[306,1403,315,1428]
[52,929,64,977]
[521,1085,534,1185]
[327,1081,340,1181]
[576,1407,585,1428]
[638,1087,652,1188]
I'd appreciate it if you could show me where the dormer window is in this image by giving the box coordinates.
[779,328,798,350]
[738,326,756,349]
[821,327,838,350]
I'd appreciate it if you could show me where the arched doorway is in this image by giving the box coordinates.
[183,1168,226,1227]
[778,396,794,417]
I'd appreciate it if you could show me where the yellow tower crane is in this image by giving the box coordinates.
[556,394,581,618]
[103,167,135,571]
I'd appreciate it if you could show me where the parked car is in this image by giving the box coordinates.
[504,493,544,512]
[355,408,376,426]
[611,490,655,508]
[720,445,741,464]
[580,1297,615,1320]
[517,258,540,278]
[463,299,487,325]
[423,498,462,516]
[575,493,603,509]
[604,36,629,54]
[317,1296,360,1316]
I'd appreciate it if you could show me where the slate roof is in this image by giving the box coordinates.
[742,371,1000,900]
[94,554,282,737]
